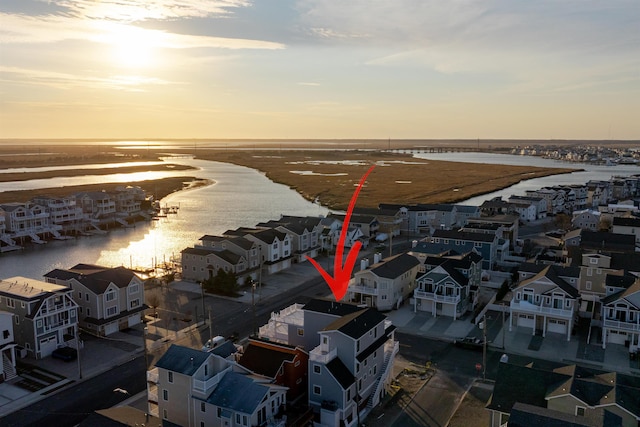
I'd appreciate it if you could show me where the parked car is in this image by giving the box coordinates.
[51,346,77,362]
[453,336,484,351]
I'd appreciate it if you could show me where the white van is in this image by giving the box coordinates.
[201,336,225,352]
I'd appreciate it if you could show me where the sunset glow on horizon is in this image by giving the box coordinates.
[1,1,638,140]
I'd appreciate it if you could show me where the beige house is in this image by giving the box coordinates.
[509,266,580,340]
[0,277,78,359]
[44,264,145,336]
[347,253,420,311]
[600,276,640,352]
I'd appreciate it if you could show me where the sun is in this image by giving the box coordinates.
[108,25,158,68]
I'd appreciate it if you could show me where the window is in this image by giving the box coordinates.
[87,308,91,317]
[297,328,304,336]
[217,408,222,418]
[586,281,592,290]
[163,409,168,419]
[201,422,205,427]
[589,258,598,264]
[294,360,300,367]
[313,385,321,395]
[107,306,117,316]
[236,414,241,424]
[3,330,9,339]
[78,292,82,300]
[313,364,321,374]
[168,371,173,383]
[129,284,139,294]
[201,402,206,412]
[36,319,43,328]
[576,406,585,416]
[130,299,140,309]
[106,289,117,301]
[163,389,169,401]
[7,298,15,308]
[243,415,248,425]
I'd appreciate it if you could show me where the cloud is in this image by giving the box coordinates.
[0,65,172,91]
[56,0,250,22]
[0,1,283,50]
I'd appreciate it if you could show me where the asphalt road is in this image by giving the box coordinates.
[4,272,331,426]
[2,357,146,427]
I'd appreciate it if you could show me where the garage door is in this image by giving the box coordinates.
[518,314,535,329]
[547,319,567,334]
[40,336,58,358]
[607,330,627,345]
[128,315,140,327]
[104,322,119,335]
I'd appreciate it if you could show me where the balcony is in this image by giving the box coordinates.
[147,368,159,383]
[414,290,460,304]
[603,319,640,332]
[309,346,337,364]
[192,367,230,394]
[349,284,378,295]
[511,300,574,319]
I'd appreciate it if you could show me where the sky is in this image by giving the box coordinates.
[0,0,639,140]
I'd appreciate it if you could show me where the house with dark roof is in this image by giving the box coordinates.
[257,215,323,263]
[238,338,308,401]
[346,253,421,311]
[0,276,78,359]
[149,344,287,427]
[224,227,293,274]
[580,230,636,253]
[180,246,250,283]
[572,209,601,231]
[378,203,460,234]
[509,266,580,340]
[600,277,640,353]
[327,213,379,243]
[430,228,502,270]
[412,251,482,319]
[44,264,145,336]
[308,307,397,427]
[258,298,398,426]
[487,362,640,427]
[197,234,261,272]
[612,216,640,247]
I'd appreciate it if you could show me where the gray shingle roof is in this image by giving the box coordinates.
[323,308,386,339]
[205,371,269,414]
[303,298,363,317]
[155,344,209,376]
[326,357,354,389]
[369,253,420,279]
[44,264,140,294]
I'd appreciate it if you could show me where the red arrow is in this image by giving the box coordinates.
[306,165,375,301]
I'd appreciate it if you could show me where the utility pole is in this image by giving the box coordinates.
[75,326,83,380]
[143,327,148,369]
[251,282,256,336]
[200,281,206,322]
[208,308,213,342]
[482,314,487,380]
[501,309,506,349]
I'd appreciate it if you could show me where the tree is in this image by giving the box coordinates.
[146,292,161,318]
[554,213,572,231]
